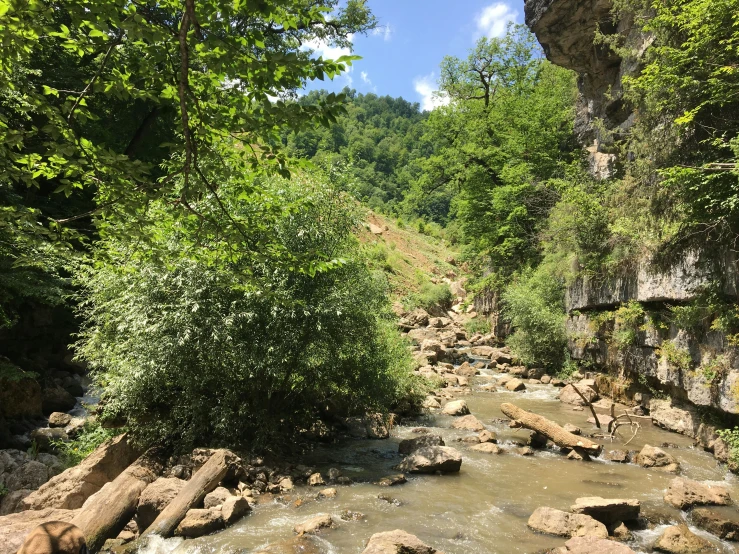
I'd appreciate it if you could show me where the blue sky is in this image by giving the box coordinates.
[305,1,525,110]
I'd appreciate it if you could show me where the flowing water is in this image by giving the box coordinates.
[142,365,739,554]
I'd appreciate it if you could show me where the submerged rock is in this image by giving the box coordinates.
[361,529,440,553]
[396,446,462,474]
[375,474,407,487]
[664,477,731,509]
[553,536,636,553]
[469,443,502,454]
[293,513,334,535]
[527,506,608,539]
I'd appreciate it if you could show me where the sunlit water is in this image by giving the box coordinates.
[138,368,739,553]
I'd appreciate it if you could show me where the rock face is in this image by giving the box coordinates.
[664,477,731,509]
[136,477,186,531]
[361,529,440,554]
[21,434,140,510]
[398,434,445,455]
[527,507,608,539]
[653,524,714,553]
[570,497,640,525]
[396,446,462,474]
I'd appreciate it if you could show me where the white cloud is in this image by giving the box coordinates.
[304,34,354,61]
[414,73,450,111]
[372,24,392,41]
[475,3,518,38]
[361,71,371,85]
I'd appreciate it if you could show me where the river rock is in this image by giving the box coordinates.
[307,473,325,487]
[563,423,581,435]
[553,536,636,553]
[222,496,250,524]
[470,443,502,454]
[375,474,407,487]
[455,362,478,377]
[664,477,731,509]
[571,497,640,525]
[478,430,497,443]
[343,414,389,439]
[396,446,462,474]
[518,446,535,456]
[422,396,441,409]
[691,507,739,540]
[48,412,72,428]
[136,477,186,530]
[527,507,608,539]
[405,308,430,327]
[634,445,680,473]
[0,507,79,554]
[604,449,630,463]
[204,486,233,508]
[317,488,337,499]
[21,434,140,510]
[4,461,48,493]
[361,529,440,553]
[255,536,323,553]
[175,508,224,537]
[41,386,76,415]
[559,384,599,405]
[294,513,334,535]
[451,415,485,431]
[541,375,552,384]
[398,434,445,455]
[441,400,470,416]
[505,378,526,391]
[653,524,714,553]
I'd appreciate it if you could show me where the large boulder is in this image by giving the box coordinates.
[41,386,76,415]
[361,529,440,554]
[398,434,445,455]
[570,497,640,525]
[451,414,485,431]
[527,507,608,539]
[559,384,599,405]
[4,461,48,492]
[664,477,731,509]
[396,446,462,474]
[48,412,72,428]
[653,524,714,553]
[0,489,31,515]
[222,496,250,524]
[293,513,334,535]
[0,377,42,419]
[634,445,680,473]
[691,507,739,541]
[553,536,636,553]
[136,477,186,531]
[405,309,430,327]
[21,434,140,510]
[441,400,469,416]
[343,414,389,439]
[0,507,78,554]
[203,485,233,508]
[455,362,479,377]
[175,508,224,538]
[505,378,526,392]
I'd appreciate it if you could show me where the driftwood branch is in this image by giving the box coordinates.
[571,385,600,429]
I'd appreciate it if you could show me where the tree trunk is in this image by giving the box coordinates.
[140,449,238,538]
[72,453,158,552]
[500,402,602,456]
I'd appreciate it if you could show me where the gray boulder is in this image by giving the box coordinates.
[398,434,445,455]
[396,446,462,474]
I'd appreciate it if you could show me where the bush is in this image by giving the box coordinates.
[464,317,491,336]
[406,282,453,314]
[502,266,567,370]
[52,420,116,468]
[76,173,423,451]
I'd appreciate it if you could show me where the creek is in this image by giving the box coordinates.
[142,364,739,553]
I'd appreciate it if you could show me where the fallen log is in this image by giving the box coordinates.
[500,402,602,456]
[140,449,238,539]
[72,450,159,552]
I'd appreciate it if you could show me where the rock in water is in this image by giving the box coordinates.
[664,477,731,509]
[505,378,526,392]
[469,443,502,454]
[634,444,680,473]
[691,507,739,540]
[293,513,334,535]
[396,446,462,474]
[441,400,470,416]
[653,524,715,553]
[451,415,485,431]
[361,529,440,553]
[558,384,598,405]
[527,506,608,539]
[553,536,636,553]
[175,508,224,538]
[398,434,445,455]
[570,497,640,525]
[221,496,250,524]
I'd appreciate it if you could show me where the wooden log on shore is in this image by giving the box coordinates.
[72,452,159,552]
[140,448,238,539]
[500,402,602,456]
